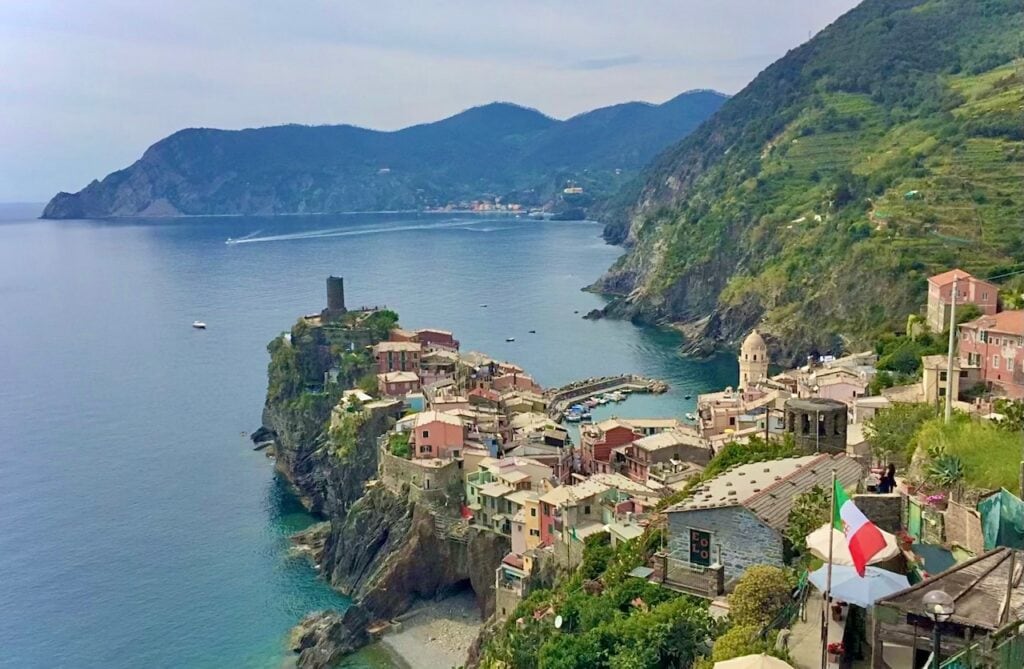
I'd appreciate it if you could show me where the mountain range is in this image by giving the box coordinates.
[40,91,727,219]
[594,0,1024,363]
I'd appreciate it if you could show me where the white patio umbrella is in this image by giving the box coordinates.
[714,654,794,669]
[805,523,899,566]
[807,564,910,608]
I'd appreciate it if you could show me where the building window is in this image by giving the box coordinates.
[689,528,711,567]
[422,430,429,438]
[939,371,947,382]
[981,331,989,343]
[530,508,536,517]
[584,505,591,515]
[993,355,1000,369]
[982,291,989,301]
[1009,358,1015,372]
[960,370,968,378]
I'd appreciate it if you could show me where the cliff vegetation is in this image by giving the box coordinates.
[42,92,726,219]
[596,0,1024,363]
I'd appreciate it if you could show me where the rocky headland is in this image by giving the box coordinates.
[256,306,510,668]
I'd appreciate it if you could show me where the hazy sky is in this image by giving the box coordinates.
[1,1,860,202]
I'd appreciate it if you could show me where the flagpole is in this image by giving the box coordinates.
[821,469,837,669]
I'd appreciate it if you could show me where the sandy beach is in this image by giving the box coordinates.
[377,591,482,669]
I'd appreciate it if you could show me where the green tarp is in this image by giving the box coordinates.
[978,488,1024,551]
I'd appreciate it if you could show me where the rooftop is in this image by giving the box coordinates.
[374,341,422,353]
[506,489,539,506]
[413,410,464,428]
[479,482,515,498]
[378,371,419,383]
[631,427,707,452]
[928,268,985,287]
[785,397,848,412]
[540,479,611,506]
[962,310,1024,336]
[877,547,1024,631]
[667,454,864,531]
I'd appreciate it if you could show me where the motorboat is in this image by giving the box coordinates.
[685,412,697,422]
[505,337,515,342]
[192,321,207,329]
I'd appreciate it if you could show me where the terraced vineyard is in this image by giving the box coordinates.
[600,0,1024,361]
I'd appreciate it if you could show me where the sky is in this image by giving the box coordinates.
[1,1,861,202]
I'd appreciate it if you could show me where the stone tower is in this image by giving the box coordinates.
[738,329,769,389]
[323,276,347,320]
[784,397,848,455]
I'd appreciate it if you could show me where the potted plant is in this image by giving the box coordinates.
[896,530,915,551]
[827,641,844,664]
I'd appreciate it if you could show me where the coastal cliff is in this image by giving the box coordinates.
[591,0,1024,365]
[258,307,510,667]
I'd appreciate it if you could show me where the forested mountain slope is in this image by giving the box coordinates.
[41,91,726,219]
[595,0,1024,362]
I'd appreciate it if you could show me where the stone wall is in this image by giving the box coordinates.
[379,448,462,504]
[854,493,903,533]
[495,585,522,621]
[666,506,784,585]
[943,501,985,554]
[551,535,586,571]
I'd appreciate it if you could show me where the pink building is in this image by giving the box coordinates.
[373,341,422,374]
[959,311,1024,398]
[377,371,420,397]
[412,410,466,459]
[580,419,639,474]
[927,269,998,333]
[492,373,542,394]
[415,328,460,351]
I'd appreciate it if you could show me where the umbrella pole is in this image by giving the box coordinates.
[821,470,837,669]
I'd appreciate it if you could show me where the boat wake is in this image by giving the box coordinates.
[223,219,504,244]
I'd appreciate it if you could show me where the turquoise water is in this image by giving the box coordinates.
[0,210,735,668]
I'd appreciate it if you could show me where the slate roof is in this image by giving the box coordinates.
[877,547,1024,631]
[666,454,864,532]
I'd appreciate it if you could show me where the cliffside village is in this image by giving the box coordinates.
[315,271,1024,668]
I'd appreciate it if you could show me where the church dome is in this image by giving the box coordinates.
[741,329,767,354]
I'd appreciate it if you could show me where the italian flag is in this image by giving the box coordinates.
[833,480,887,576]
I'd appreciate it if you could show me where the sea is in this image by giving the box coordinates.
[0,207,735,668]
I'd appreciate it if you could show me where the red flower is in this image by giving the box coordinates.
[827,642,845,654]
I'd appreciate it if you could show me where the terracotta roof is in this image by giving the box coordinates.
[928,268,974,286]
[877,547,1024,631]
[631,428,708,452]
[539,479,611,506]
[413,410,464,428]
[667,454,864,531]
[374,341,422,352]
[378,371,419,383]
[962,310,1024,336]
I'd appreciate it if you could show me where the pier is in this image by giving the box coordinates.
[546,374,668,421]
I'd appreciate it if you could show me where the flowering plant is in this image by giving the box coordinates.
[827,642,845,655]
[925,493,947,506]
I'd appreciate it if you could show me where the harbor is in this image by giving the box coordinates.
[546,374,668,423]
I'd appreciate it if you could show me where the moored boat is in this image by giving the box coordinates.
[192,321,207,329]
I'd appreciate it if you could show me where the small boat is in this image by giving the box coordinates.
[580,411,593,422]
[505,337,515,342]
[528,329,536,334]
[584,399,598,408]
[596,396,609,405]
[192,321,207,329]
[607,391,625,402]
[480,304,488,308]
[684,394,692,400]
[564,412,582,423]
[685,412,696,422]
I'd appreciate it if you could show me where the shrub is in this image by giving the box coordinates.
[728,565,795,628]
[711,624,770,662]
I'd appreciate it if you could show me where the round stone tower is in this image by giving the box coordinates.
[738,329,769,389]
[784,397,848,455]
[326,276,346,315]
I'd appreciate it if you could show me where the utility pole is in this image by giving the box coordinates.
[945,276,958,423]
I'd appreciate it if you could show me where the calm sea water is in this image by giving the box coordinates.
[0,209,735,668]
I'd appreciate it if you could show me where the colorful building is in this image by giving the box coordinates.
[927,269,998,333]
[411,410,465,459]
[377,370,421,397]
[958,310,1024,398]
[579,419,639,474]
[617,427,712,484]
[373,341,422,373]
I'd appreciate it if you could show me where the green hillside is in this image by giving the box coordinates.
[597,0,1024,362]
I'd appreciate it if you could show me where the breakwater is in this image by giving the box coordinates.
[546,374,668,420]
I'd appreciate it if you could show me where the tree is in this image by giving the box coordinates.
[865,403,937,465]
[785,485,830,552]
[728,565,795,628]
[711,624,771,662]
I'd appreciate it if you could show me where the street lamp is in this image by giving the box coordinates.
[923,589,956,667]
